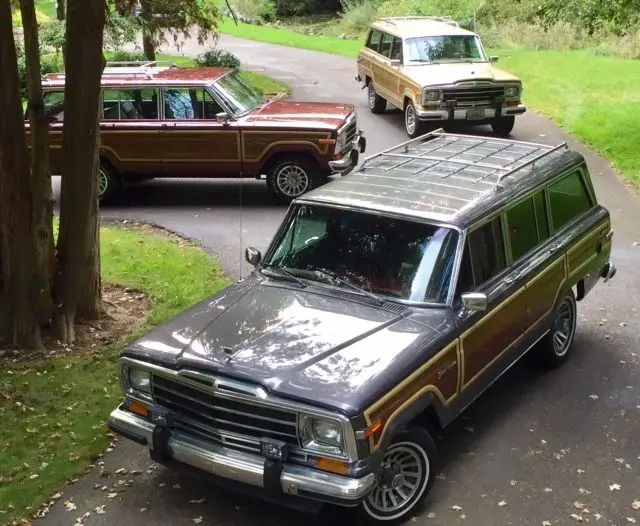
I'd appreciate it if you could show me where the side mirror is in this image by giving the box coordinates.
[390,58,402,67]
[489,55,499,63]
[245,246,262,267]
[461,292,488,312]
[216,112,230,125]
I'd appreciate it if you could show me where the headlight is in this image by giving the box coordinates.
[123,366,151,396]
[422,89,441,104]
[505,85,520,98]
[299,414,345,456]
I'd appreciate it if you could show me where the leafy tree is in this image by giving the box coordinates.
[113,0,221,61]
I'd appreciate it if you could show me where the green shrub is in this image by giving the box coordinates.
[38,19,65,56]
[274,0,342,17]
[231,0,278,22]
[108,50,147,62]
[195,48,241,69]
[339,0,382,32]
[15,44,60,100]
[104,10,140,52]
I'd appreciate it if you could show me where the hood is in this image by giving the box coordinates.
[241,100,354,130]
[124,276,453,414]
[404,61,520,87]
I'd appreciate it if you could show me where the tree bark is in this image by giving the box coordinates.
[0,0,43,348]
[140,0,156,61]
[54,0,106,344]
[56,0,65,20]
[20,0,55,326]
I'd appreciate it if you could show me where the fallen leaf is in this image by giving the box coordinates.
[107,493,118,499]
[189,498,206,504]
[544,487,553,492]
[577,469,586,474]
[64,500,77,512]
[589,394,599,400]
[570,513,584,522]
[627,518,637,524]
[94,505,106,515]
[140,507,148,512]
[193,517,203,524]
[543,522,552,526]
[610,483,622,491]
[579,488,591,495]
[574,501,585,509]
[452,505,462,511]
[498,500,507,507]
[632,500,640,510]
[510,480,518,486]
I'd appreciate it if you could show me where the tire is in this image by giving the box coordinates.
[266,156,320,205]
[368,81,387,114]
[404,100,426,139]
[533,289,577,368]
[356,427,437,525]
[491,116,516,136]
[98,161,122,205]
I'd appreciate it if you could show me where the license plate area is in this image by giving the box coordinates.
[466,108,485,120]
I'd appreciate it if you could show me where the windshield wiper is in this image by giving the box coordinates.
[260,264,307,288]
[309,267,384,305]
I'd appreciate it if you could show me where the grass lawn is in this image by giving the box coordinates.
[216,16,639,185]
[0,224,229,524]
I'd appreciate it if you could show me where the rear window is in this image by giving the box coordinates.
[548,170,593,231]
[366,29,382,52]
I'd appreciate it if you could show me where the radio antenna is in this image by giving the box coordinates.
[238,166,244,280]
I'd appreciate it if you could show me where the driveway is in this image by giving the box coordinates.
[40,35,640,525]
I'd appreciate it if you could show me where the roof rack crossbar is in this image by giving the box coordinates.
[360,129,569,190]
[495,142,568,184]
[104,60,178,68]
[378,16,459,27]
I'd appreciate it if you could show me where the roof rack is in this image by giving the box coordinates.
[44,71,154,80]
[379,16,459,27]
[361,128,568,191]
[104,60,179,68]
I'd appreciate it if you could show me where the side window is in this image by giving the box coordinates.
[454,245,474,298]
[506,197,539,261]
[102,89,159,120]
[390,37,403,61]
[366,30,382,52]
[533,190,550,242]
[380,32,394,57]
[163,88,196,120]
[468,216,507,286]
[43,91,65,122]
[548,170,593,231]
[195,89,224,119]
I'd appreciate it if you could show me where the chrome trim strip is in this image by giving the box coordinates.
[108,408,375,504]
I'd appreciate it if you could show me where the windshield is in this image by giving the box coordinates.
[263,204,459,304]
[212,70,264,117]
[405,35,487,63]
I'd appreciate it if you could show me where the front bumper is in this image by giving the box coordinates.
[328,132,367,174]
[108,406,376,507]
[416,103,527,122]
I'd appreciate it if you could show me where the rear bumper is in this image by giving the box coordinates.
[108,406,375,507]
[329,132,367,175]
[600,262,617,282]
[416,103,527,122]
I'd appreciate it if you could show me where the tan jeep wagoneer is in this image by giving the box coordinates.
[356,17,527,138]
[35,61,366,204]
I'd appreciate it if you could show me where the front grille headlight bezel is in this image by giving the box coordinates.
[504,84,521,99]
[119,363,153,402]
[298,413,350,459]
[422,88,442,105]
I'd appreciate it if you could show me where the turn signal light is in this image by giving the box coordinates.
[128,400,149,418]
[314,457,350,476]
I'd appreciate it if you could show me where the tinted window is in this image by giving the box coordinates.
[506,197,539,261]
[390,37,403,61]
[367,29,382,52]
[265,204,459,304]
[533,190,550,241]
[548,171,593,230]
[162,88,223,120]
[380,32,394,57]
[43,91,64,122]
[468,216,506,286]
[103,88,159,120]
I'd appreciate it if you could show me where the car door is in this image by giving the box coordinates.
[358,29,382,87]
[455,214,529,391]
[159,87,242,178]
[101,87,162,176]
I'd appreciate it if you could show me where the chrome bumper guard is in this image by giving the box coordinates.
[108,407,375,506]
[329,132,367,174]
[415,103,527,121]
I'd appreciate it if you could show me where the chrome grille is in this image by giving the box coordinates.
[340,115,357,154]
[151,375,301,454]
[442,85,505,106]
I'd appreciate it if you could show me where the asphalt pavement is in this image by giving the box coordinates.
[39,35,640,526]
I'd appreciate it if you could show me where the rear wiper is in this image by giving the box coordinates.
[309,267,384,305]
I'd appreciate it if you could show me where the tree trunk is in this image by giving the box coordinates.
[54,0,105,344]
[0,0,43,348]
[140,0,156,61]
[20,0,55,326]
[56,0,65,20]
